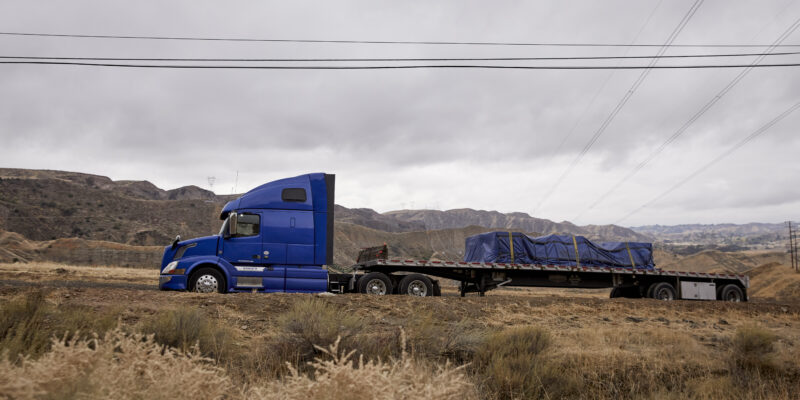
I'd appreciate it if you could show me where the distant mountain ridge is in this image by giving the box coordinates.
[630,223,786,249]
[381,208,652,242]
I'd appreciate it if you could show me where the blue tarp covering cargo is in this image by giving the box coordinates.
[463,232,655,270]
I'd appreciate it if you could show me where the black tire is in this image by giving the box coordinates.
[188,267,225,293]
[610,287,622,298]
[358,272,393,295]
[650,282,676,301]
[398,274,434,297]
[719,284,744,302]
[432,280,442,297]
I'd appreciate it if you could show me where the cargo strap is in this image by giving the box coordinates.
[625,242,636,269]
[571,235,580,268]
[508,231,515,263]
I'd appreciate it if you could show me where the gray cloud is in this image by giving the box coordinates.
[1,0,799,226]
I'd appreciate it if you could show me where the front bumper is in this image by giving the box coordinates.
[159,274,188,290]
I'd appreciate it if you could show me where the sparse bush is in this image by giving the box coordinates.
[276,298,363,356]
[475,326,577,399]
[404,311,487,363]
[0,291,117,361]
[730,325,778,374]
[248,336,477,400]
[0,328,233,400]
[0,291,50,361]
[141,307,231,361]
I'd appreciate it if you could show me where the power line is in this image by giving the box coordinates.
[552,0,665,156]
[574,15,800,222]
[615,100,800,224]
[531,0,705,215]
[3,50,800,62]
[4,60,800,70]
[4,30,800,48]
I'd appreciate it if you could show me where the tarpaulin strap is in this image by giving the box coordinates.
[508,231,514,263]
[571,235,580,268]
[625,242,636,269]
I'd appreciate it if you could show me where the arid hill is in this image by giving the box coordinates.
[747,261,800,300]
[384,208,652,242]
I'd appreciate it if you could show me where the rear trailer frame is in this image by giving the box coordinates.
[352,258,749,301]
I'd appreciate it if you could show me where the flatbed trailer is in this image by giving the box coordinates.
[158,173,748,301]
[331,245,749,301]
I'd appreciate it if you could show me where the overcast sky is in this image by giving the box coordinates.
[1,0,799,226]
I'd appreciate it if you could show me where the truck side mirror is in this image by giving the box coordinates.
[228,212,238,237]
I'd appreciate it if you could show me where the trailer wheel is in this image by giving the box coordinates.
[719,284,744,302]
[358,272,393,295]
[399,274,433,297]
[610,287,621,298]
[188,268,225,294]
[432,280,442,297]
[646,283,657,299]
[650,282,676,301]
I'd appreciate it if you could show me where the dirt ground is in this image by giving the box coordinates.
[1,262,798,345]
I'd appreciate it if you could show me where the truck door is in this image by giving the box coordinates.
[222,212,285,292]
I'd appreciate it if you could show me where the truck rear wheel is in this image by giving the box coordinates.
[399,274,433,297]
[650,282,676,301]
[358,272,393,295]
[719,284,744,302]
[188,268,225,294]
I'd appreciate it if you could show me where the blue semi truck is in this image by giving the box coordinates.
[159,173,749,301]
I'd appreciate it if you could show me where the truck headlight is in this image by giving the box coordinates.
[161,261,179,274]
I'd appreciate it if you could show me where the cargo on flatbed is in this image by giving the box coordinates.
[158,173,748,301]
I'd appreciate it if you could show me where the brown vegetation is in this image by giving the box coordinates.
[1,262,799,399]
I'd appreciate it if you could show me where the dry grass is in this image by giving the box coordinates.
[1,263,800,399]
[141,306,233,362]
[248,335,477,400]
[0,290,118,361]
[0,328,233,400]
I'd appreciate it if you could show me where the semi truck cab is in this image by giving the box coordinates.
[159,173,335,293]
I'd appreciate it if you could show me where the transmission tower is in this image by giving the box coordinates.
[207,176,216,191]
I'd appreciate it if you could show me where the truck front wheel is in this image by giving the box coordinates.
[399,274,433,297]
[188,268,225,294]
[358,272,393,295]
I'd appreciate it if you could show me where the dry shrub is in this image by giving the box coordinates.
[0,291,49,361]
[141,306,231,362]
[248,335,477,400]
[474,325,577,399]
[0,291,117,361]
[404,311,487,363]
[276,298,363,355]
[730,324,778,374]
[0,328,232,400]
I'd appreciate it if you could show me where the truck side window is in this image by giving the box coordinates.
[282,188,307,202]
[234,213,260,237]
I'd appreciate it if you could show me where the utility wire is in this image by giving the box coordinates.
[3,30,800,48]
[531,0,705,215]
[615,100,800,224]
[574,14,800,222]
[4,61,800,69]
[552,0,665,156]
[3,50,800,62]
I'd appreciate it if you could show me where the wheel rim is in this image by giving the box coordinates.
[725,291,741,302]
[407,280,428,296]
[656,288,674,300]
[366,278,387,295]
[195,274,218,293]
